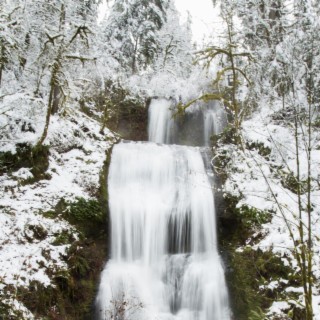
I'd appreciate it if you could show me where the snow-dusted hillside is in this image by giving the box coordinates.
[0,109,116,318]
[217,101,320,319]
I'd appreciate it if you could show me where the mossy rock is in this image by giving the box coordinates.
[0,143,50,183]
[86,79,148,141]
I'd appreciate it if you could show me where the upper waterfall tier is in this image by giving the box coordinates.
[148,98,227,146]
[148,98,175,144]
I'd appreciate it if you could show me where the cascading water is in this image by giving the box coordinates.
[148,98,175,144]
[148,98,227,146]
[96,98,231,320]
[203,102,228,146]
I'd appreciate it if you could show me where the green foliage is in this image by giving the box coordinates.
[16,238,108,319]
[10,145,111,319]
[237,205,272,228]
[222,195,271,230]
[67,197,103,223]
[65,197,105,238]
[217,125,242,146]
[17,281,59,317]
[226,248,292,320]
[212,149,232,184]
[41,210,57,219]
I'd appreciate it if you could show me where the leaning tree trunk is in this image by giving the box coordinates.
[0,44,5,87]
[51,84,60,114]
[36,60,60,147]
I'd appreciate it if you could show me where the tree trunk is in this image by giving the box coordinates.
[36,60,59,146]
[36,84,54,147]
[0,64,2,87]
[51,84,60,114]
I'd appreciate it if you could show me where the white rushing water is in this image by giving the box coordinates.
[96,99,231,320]
[148,98,175,144]
[148,98,227,146]
[203,102,228,146]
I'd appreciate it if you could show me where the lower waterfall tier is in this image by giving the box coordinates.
[96,141,230,320]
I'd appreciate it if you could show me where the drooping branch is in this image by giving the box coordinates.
[69,26,92,46]
[64,55,97,65]
[175,92,233,115]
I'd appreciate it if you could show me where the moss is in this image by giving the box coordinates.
[0,143,50,183]
[42,210,58,219]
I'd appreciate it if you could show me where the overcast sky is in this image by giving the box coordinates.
[174,0,218,44]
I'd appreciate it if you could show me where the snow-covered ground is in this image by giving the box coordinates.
[218,101,320,318]
[0,107,115,317]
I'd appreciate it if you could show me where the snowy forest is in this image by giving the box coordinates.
[0,0,320,319]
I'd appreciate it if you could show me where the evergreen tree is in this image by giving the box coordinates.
[155,2,193,77]
[102,0,169,73]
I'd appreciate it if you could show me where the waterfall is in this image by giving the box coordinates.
[148,98,227,146]
[96,99,231,320]
[203,102,228,146]
[148,98,175,144]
